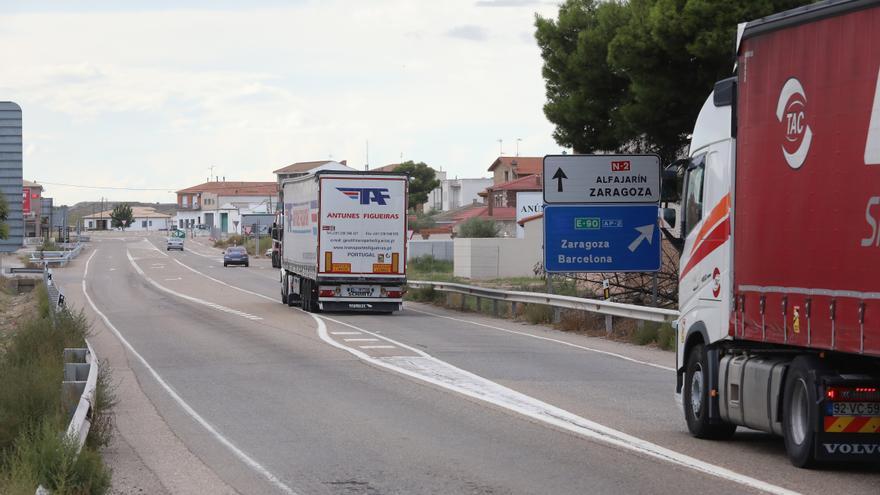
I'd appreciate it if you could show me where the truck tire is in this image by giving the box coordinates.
[281,273,289,305]
[303,279,320,313]
[684,344,737,439]
[783,356,822,468]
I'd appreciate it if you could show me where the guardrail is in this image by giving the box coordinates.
[36,270,98,495]
[407,280,679,323]
[28,242,84,267]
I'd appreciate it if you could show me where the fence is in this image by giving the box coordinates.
[407,280,679,323]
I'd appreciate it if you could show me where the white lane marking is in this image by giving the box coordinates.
[109,268,116,271]
[165,277,182,281]
[408,308,675,372]
[308,315,796,495]
[81,250,296,495]
[331,331,362,335]
[127,251,261,321]
[162,254,794,493]
[359,345,396,349]
[345,338,379,342]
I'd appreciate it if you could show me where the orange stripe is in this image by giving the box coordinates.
[859,417,880,433]
[825,416,854,432]
[680,217,730,279]
[844,416,871,433]
[689,194,730,256]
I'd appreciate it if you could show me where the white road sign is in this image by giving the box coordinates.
[543,154,661,204]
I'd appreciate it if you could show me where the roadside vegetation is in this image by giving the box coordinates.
[405,268,676,351]
[0,284,114,494]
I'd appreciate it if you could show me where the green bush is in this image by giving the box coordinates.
[406,286,436,302]
[523,304,554,324]
[408,255,452,274]
[457,217,500,238]
[0,289,112,494]
[1,418,110,494]
[632,321,660,346]
[657,323,676,351]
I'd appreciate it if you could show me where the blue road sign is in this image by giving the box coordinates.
[543,204,661,273]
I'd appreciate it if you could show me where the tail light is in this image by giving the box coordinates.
[381,287,403,298]
[826,386,879,402]
[318,286,339,298]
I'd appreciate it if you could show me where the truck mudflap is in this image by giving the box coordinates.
[815,432,880,461]
[815,381,880,461]
[319,300,402,312]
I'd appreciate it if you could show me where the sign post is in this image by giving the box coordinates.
[542,154,661,274]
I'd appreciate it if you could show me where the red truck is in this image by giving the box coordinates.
[665,0,880,467]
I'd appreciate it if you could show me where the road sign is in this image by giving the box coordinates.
[172,229,186,238]
[543,204,661,273]
[543,154,661,204]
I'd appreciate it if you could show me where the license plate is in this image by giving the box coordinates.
[342,285,378,297]
[830,402,880,416]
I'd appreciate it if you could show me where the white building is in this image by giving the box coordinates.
[371,164,490,213]
[273,160,355,183]
[84,206,171,231]
[174,180,278,235]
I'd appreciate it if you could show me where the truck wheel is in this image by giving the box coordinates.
[281,274,289,305]
[684,344,737,439]
[783,356,821,468]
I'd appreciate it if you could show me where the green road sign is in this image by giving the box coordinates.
[172,229,186,238]
[574,217,600,230]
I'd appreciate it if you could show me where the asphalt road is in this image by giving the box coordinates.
[54,232,879,495]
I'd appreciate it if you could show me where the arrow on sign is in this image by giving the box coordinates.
[552,168,568,192]
[627,224,655,252]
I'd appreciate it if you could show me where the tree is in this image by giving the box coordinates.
[0,192,9,240]
[457,217,500,238]
[536,0,815,164]
[111,203,134,230]
[535,0,632,154]
[393,161,440,211]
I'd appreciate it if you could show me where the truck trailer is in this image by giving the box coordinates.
[278,170,408,313]
[666,0,880,467]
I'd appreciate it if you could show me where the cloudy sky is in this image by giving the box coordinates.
[1,0,566,205]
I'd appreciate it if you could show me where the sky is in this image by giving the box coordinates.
[0,0,567,205]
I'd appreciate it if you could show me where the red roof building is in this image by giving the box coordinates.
[487,156,543,185]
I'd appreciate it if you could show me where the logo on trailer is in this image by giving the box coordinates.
[611,160,631,172]
[711,267,721,298]
[337,187,390,205]
[776,77,813,169]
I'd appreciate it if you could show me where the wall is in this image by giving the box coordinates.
[408,240,453,261]
[453,230,542,280]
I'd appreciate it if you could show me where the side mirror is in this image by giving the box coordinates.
[662,207,677,229]
[661,160,686,203]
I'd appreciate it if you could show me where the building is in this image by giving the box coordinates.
[0,102,23,252]
[175,180,278,235]
[273,160,354,184]
[487,156,542,185]
[373,163,490,213]
[84,206,171,231]
[22,179,43,237]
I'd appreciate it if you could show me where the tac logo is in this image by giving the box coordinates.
[611,160,631,172]
[776,77,813,169]
[338,187,390,205]
[712,267,721,298]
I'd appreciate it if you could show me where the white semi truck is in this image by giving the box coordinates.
[665,0,880,467]
[278,170,408,313]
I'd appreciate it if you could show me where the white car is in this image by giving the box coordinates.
[166,237,184,251]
